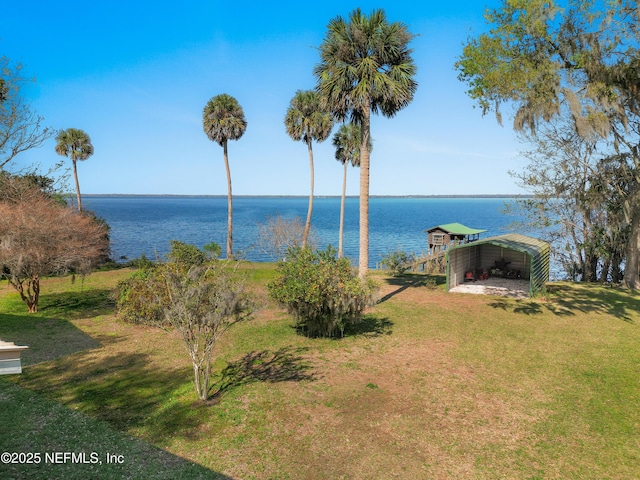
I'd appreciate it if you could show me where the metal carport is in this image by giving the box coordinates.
[446,234,550,297]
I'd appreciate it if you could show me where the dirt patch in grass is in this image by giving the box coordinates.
[259,336,547,480]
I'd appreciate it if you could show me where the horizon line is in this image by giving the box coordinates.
[80,193,531,198]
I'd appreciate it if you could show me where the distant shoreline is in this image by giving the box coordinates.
[81,194,532,199]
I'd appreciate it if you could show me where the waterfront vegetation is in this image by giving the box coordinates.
[1,266,639,479]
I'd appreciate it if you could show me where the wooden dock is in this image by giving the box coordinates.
[405,250,447,272]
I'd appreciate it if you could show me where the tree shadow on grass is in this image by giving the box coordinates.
[377,273,444,304]
[18,348,208,444]
[344,315,393,337]
[288,315,394,339]
[488,283,639,322]
[0,313,105,366]
[38,288,115,320]
[0,379,233,480]
[211,346,317,399]
[0,288,124,366]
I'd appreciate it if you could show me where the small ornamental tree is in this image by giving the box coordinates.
[0,179,109,312]
[268,246,376,338]
[114,240,223,328]
[115,241,251,401]
[162,261,250,400]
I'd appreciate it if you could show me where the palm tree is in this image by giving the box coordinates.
[314,8,417,277]
[332,122,371,258]
[55,128,94,213]
[203,94,247,259]
[284,90,333,247]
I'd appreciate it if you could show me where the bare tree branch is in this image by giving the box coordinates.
[0,57,55,170]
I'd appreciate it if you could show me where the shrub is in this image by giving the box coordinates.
[114,240,211,327]
[167,240,207,266]
[113,266,169,327]
[163,261,251,400]
[125,253,155,269]
[423,277,438,290]
[268,246,376,338]
[114,240,252,401]
[203,241,222,260]
[381,250,415,276]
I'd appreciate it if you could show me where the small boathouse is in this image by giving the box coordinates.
[425,223,487,254]
[406,223,487,272]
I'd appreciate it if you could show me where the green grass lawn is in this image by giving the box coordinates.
[1,267,639,479]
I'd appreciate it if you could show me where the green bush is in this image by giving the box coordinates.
[167,240,207,266]
[113,266,169,327]
[203,241,222,260]
[380,250,415,276]
[114,241,219,327]
[267,246,376,338]
[124,253,155,269]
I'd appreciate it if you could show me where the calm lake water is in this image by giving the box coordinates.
[83,195,526,268]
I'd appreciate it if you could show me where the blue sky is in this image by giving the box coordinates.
[3,1,526,196]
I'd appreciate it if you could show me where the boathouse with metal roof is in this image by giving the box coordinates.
[425,222,487,253]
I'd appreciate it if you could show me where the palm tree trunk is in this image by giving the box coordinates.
[338,161,347,258]
[303,138,314,248]
[358,107,371,278]
[223,140,233,259]
[73,160,82,213]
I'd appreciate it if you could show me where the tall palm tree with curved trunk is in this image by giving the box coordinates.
[203,94,247,259]
[332,122,371,258]
[284,90,333,247]
[55,128,94,213]
[315,8,417,277]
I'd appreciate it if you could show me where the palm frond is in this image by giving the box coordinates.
[284,90,333,143]
[314,8,417,121]
[202,94,247,146]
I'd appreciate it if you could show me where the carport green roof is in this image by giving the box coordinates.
[448,233,549,256]
[425,222,487,235]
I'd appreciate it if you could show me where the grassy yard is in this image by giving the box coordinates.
[1,266,639,479]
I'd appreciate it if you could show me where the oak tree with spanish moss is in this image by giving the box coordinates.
[456,0,640,289]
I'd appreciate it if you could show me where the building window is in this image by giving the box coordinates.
[432,233,445,245]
